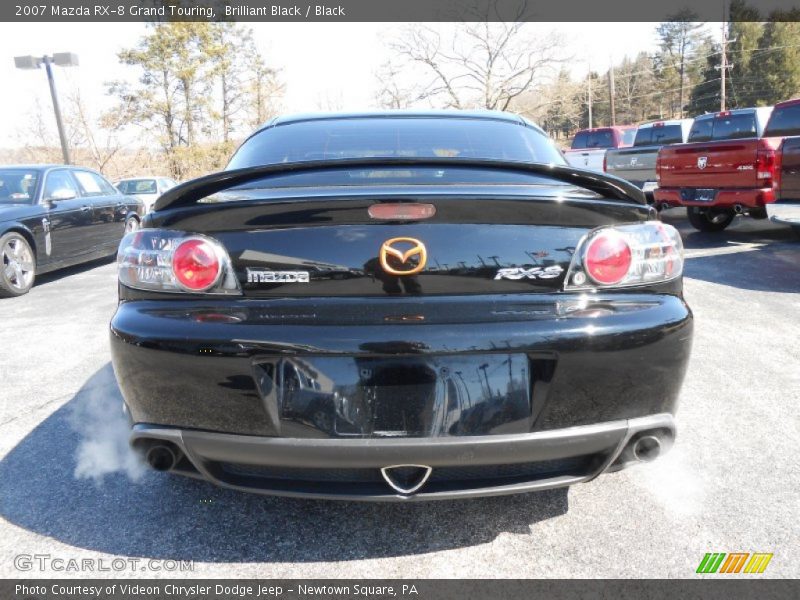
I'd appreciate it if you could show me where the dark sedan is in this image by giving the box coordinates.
[111,111,693,500]
[0,165,143,297]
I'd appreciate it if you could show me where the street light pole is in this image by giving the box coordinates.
[42,55,71,165]
[14,52,78,165]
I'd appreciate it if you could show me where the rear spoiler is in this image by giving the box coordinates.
[154,157,647,211]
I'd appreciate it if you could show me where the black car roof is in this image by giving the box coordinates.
[254,109,535,133]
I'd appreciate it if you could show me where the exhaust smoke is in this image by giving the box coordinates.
[68,367,146,483]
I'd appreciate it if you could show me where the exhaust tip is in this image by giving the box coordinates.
[145,444,178,472]
[734,204,744,214]
[660,202,671,212]
[632,435,662,462]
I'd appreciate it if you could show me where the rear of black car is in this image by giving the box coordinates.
[110,113,692,500]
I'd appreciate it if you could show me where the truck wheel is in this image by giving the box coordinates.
[792,225,800,240]
[687,207,735,232]
[749,207,768,220]
[0,232,36,297]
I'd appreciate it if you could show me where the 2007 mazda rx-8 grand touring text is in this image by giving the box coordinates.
[110,111,692,500]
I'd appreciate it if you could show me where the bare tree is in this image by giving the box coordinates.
[375,61,418,109]
[64,88,130,173]
[382,21,564,110]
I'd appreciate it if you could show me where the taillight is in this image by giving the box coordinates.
[655,152,662,183]
[117,230,240,294]
[565,222,683,290]
[756,141,777,182]
[602,152,608,172]
[584,232,632,285]
[172,238,221,291]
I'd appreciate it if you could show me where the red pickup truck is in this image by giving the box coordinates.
[654,106,776,231]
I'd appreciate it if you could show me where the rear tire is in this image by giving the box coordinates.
[792,225,800,240]
[0,232,36,297]
[687,207,735,232]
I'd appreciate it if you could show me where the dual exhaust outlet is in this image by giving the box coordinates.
[143,442,181,472]
[137,429,667,483]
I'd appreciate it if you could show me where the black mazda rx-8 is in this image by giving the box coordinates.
[110,111,693,500]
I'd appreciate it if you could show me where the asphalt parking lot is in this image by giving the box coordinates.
[0,213,798,579]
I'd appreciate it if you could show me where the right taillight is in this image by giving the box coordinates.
[117,229,240,294]
[565,222,683,290]
[602,151,608,173]
[756,141,777,182]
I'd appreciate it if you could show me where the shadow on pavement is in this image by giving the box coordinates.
[662,212,800,293]
[0,364,568,563]
[33,255,116,288]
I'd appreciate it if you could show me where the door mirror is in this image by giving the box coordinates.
[45,188,77,202]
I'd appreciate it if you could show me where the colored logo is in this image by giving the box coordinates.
[696,553,773,574]
[697,156,708,169]
[379,237,427,276]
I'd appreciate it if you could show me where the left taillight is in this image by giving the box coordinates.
[117,229,241,294]
[565,221,683,290]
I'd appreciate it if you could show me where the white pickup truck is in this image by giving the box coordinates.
[563,126,637,173]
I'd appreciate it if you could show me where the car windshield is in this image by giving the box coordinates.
[118,179,158,194]
[227,117,566,169]
[0,169,39,204]
[571,130,616,149]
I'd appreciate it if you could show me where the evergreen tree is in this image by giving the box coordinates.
[755,10,800,105]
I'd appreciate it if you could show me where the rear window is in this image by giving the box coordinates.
[764,104,800,137]
[633,125,684,147]
[620,129,636,146]
[571,130,616,149]
[118,179,157,194]
[228,118,565,169]
[689,114,757,142]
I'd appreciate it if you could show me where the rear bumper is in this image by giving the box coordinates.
[655,186,775,209]
[131,414,675,500]
[767,199,800,224]
[111,293,692,499]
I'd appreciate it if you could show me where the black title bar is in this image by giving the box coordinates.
[5,0,800,22]
[3,579,799,600]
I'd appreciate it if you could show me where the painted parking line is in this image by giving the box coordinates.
[684,242,766,259]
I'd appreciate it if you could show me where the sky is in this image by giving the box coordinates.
[0,21,718,148]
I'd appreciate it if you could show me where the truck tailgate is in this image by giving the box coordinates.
[605,147,658,184]
[564,149,605,172]
[658,140,761,188]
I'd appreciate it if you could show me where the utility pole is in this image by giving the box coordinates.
[14,52,79,165]
[587,73,593,128]
[608,62,616,125]
[716,4,734,111]
[43,56,70,164]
